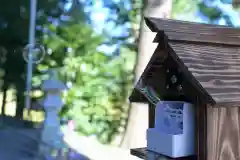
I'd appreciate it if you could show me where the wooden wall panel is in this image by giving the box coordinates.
[148,104,155,128]
[196,105,207,160]
[207,107,240,160]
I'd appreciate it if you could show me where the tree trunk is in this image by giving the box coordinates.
[120,0,172,149]
[15,79,25,119]
[1,68,10,116]
[1,83,8,116]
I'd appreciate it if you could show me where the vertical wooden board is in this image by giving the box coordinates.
[196,104,207,160]
[148,104,155,128]
[207,107,240,160]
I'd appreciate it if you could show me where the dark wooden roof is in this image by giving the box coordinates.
[145,17,240,46]
[129,17,240,107]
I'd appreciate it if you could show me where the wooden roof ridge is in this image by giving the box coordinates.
[129,31,215,106]
[144,17,240,46]
[130,17,240,107]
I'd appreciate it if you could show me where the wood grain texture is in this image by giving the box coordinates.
[170,41,240,105]
[145,17,240,46]
[167,43,215,105]
[130,18,240,106]
[129,39,214,105]
[196,104,207,160]
[207,106,240,160]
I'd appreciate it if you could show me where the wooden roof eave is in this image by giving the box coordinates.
[145,17,217,106]
[129,30,216,106]
[129,32,169,103]
[129,88,148,103]
[144,17,240,46]
[145,17,240,107]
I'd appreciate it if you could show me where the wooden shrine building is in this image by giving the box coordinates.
[129,17,240,160]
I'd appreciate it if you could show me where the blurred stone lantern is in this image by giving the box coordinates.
[38,69,67,154]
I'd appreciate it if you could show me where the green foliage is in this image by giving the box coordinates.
[198,3,222,20]
[0,0,136,144]
[172,0,199,21]
[172,0,240,26]
[0,0,66,118]
[34,21,135,144]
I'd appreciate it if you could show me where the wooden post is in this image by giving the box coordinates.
[148,104,155,128]
[196,103,207,160]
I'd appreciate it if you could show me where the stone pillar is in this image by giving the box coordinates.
[38,69,67,156]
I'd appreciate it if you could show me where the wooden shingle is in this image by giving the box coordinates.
[130,17,240,107]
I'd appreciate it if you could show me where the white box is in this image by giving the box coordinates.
[147,101,195,158]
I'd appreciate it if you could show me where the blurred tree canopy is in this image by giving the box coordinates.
[0,0,135,144]
[0,0,68,118]
[49,0,240,144]
[34,21,135,144]
[172,0,240,27]
[36,1,135,144]
[1,0,239,146]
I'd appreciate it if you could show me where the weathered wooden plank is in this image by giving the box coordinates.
[167,43,215,105]
[196,104,207,160]
[148,103,155,128]
[132,18,240,106]
[131,148,196,160]
[170,41,240,104]
[207,107,240,160]
[131,148,146,159]
[129,41,215,105]
[145,17,240,46]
